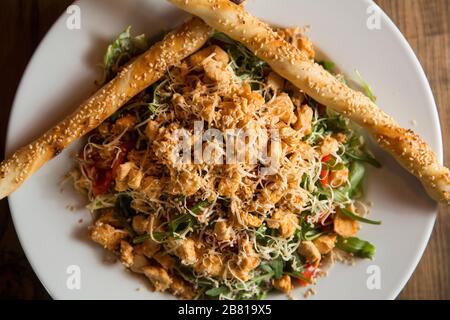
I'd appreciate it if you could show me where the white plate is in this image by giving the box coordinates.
[7,0,442,300]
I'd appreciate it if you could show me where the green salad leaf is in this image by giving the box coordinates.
[116,194,136,218]
[210,32,267,85]
[205,286,229,297]
[355,70,377,102]
[132,231,168,244]
[336,236,376,259]
[100,27,148,85]
[346,150,382,168]
[270,257,285,279]
[339,208,381,225]
[318,60,335,72]
[189,200,210,214]
[332,161,366,202]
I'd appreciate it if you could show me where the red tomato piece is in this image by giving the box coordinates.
[319,169,329,187]
[296,264,317,287]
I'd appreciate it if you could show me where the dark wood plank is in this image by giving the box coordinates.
[375,0,450,300]
[0,0,448,299]
[0,0,73,300]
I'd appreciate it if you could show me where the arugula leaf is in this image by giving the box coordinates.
[347,161,366,197]
[298,218,324,241]
[323,161,346,171]
[330,161,366,203]
[116,194,136,217]
[256,291,268,300]
[132,233,150,244]
[346,151,381,168]
[318,60,335,72]
[303,229,325,241]
[169,214,194,234]
[211,32,236,45]
[270,257,284,279]
[210,32,267,83]
[286,271,313,285]
[100,27,148,85]
[336,236,376,259]
[255,223,270,245]
[355,70,377,102]
[205,286,229,297]
[189,200,210,214]
[339,208,381,225]
[134,201,207,244]
[132,231,168,244]
[259,263,274,274]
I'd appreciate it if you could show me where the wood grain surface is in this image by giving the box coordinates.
[0,0,448,300]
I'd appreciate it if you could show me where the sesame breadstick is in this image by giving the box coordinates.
[169,0,450,204]
[0,17,213,200]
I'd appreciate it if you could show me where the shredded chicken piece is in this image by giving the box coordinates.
[267,208,299,238]
[154,252,175,270]
[135,239,160,259]
[329,168,349,188]
[298,241,321,267]
[169,238,199,266]
[267,93,297,124]
[130,254,149,273]
[170,276,195,299]
[227,239,260,281]
[142,265,172,292]
[266,72,285,93]
[194,253,224,277]
[319,136,340,156]
[214,220,233,241]
[313,234,337,255]
[89,221,127,251]
[188,45,230,68]
[113,114,137,133]
[115,162,143,191]
[120,240,134,268]
[273,275,294,293]
[294,104,313,135]
[334,210,360,238]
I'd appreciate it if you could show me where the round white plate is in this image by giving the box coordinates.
[7,0,442,300]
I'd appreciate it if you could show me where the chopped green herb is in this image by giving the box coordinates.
[355,70,377,102]
[101,27,148,85]
[318,60,335,72]
[189,200,210,214]
[117,194,136,217]
[205,286,229,297]
[132,233,149,244]
[336,236,376,259]
[346,151,381,168]
[169,214,194,234]
[132,231,168,244]
[210,32,267,84]
[270,257,284,279]
[287,271,313,285]
[339,208,381,225]
[347,161,366,197]
[259,263,274,274]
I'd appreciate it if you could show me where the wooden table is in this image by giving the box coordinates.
[0,0,448,300]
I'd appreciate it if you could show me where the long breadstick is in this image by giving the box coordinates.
[168,0,450,204]
[0,17,213,200]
